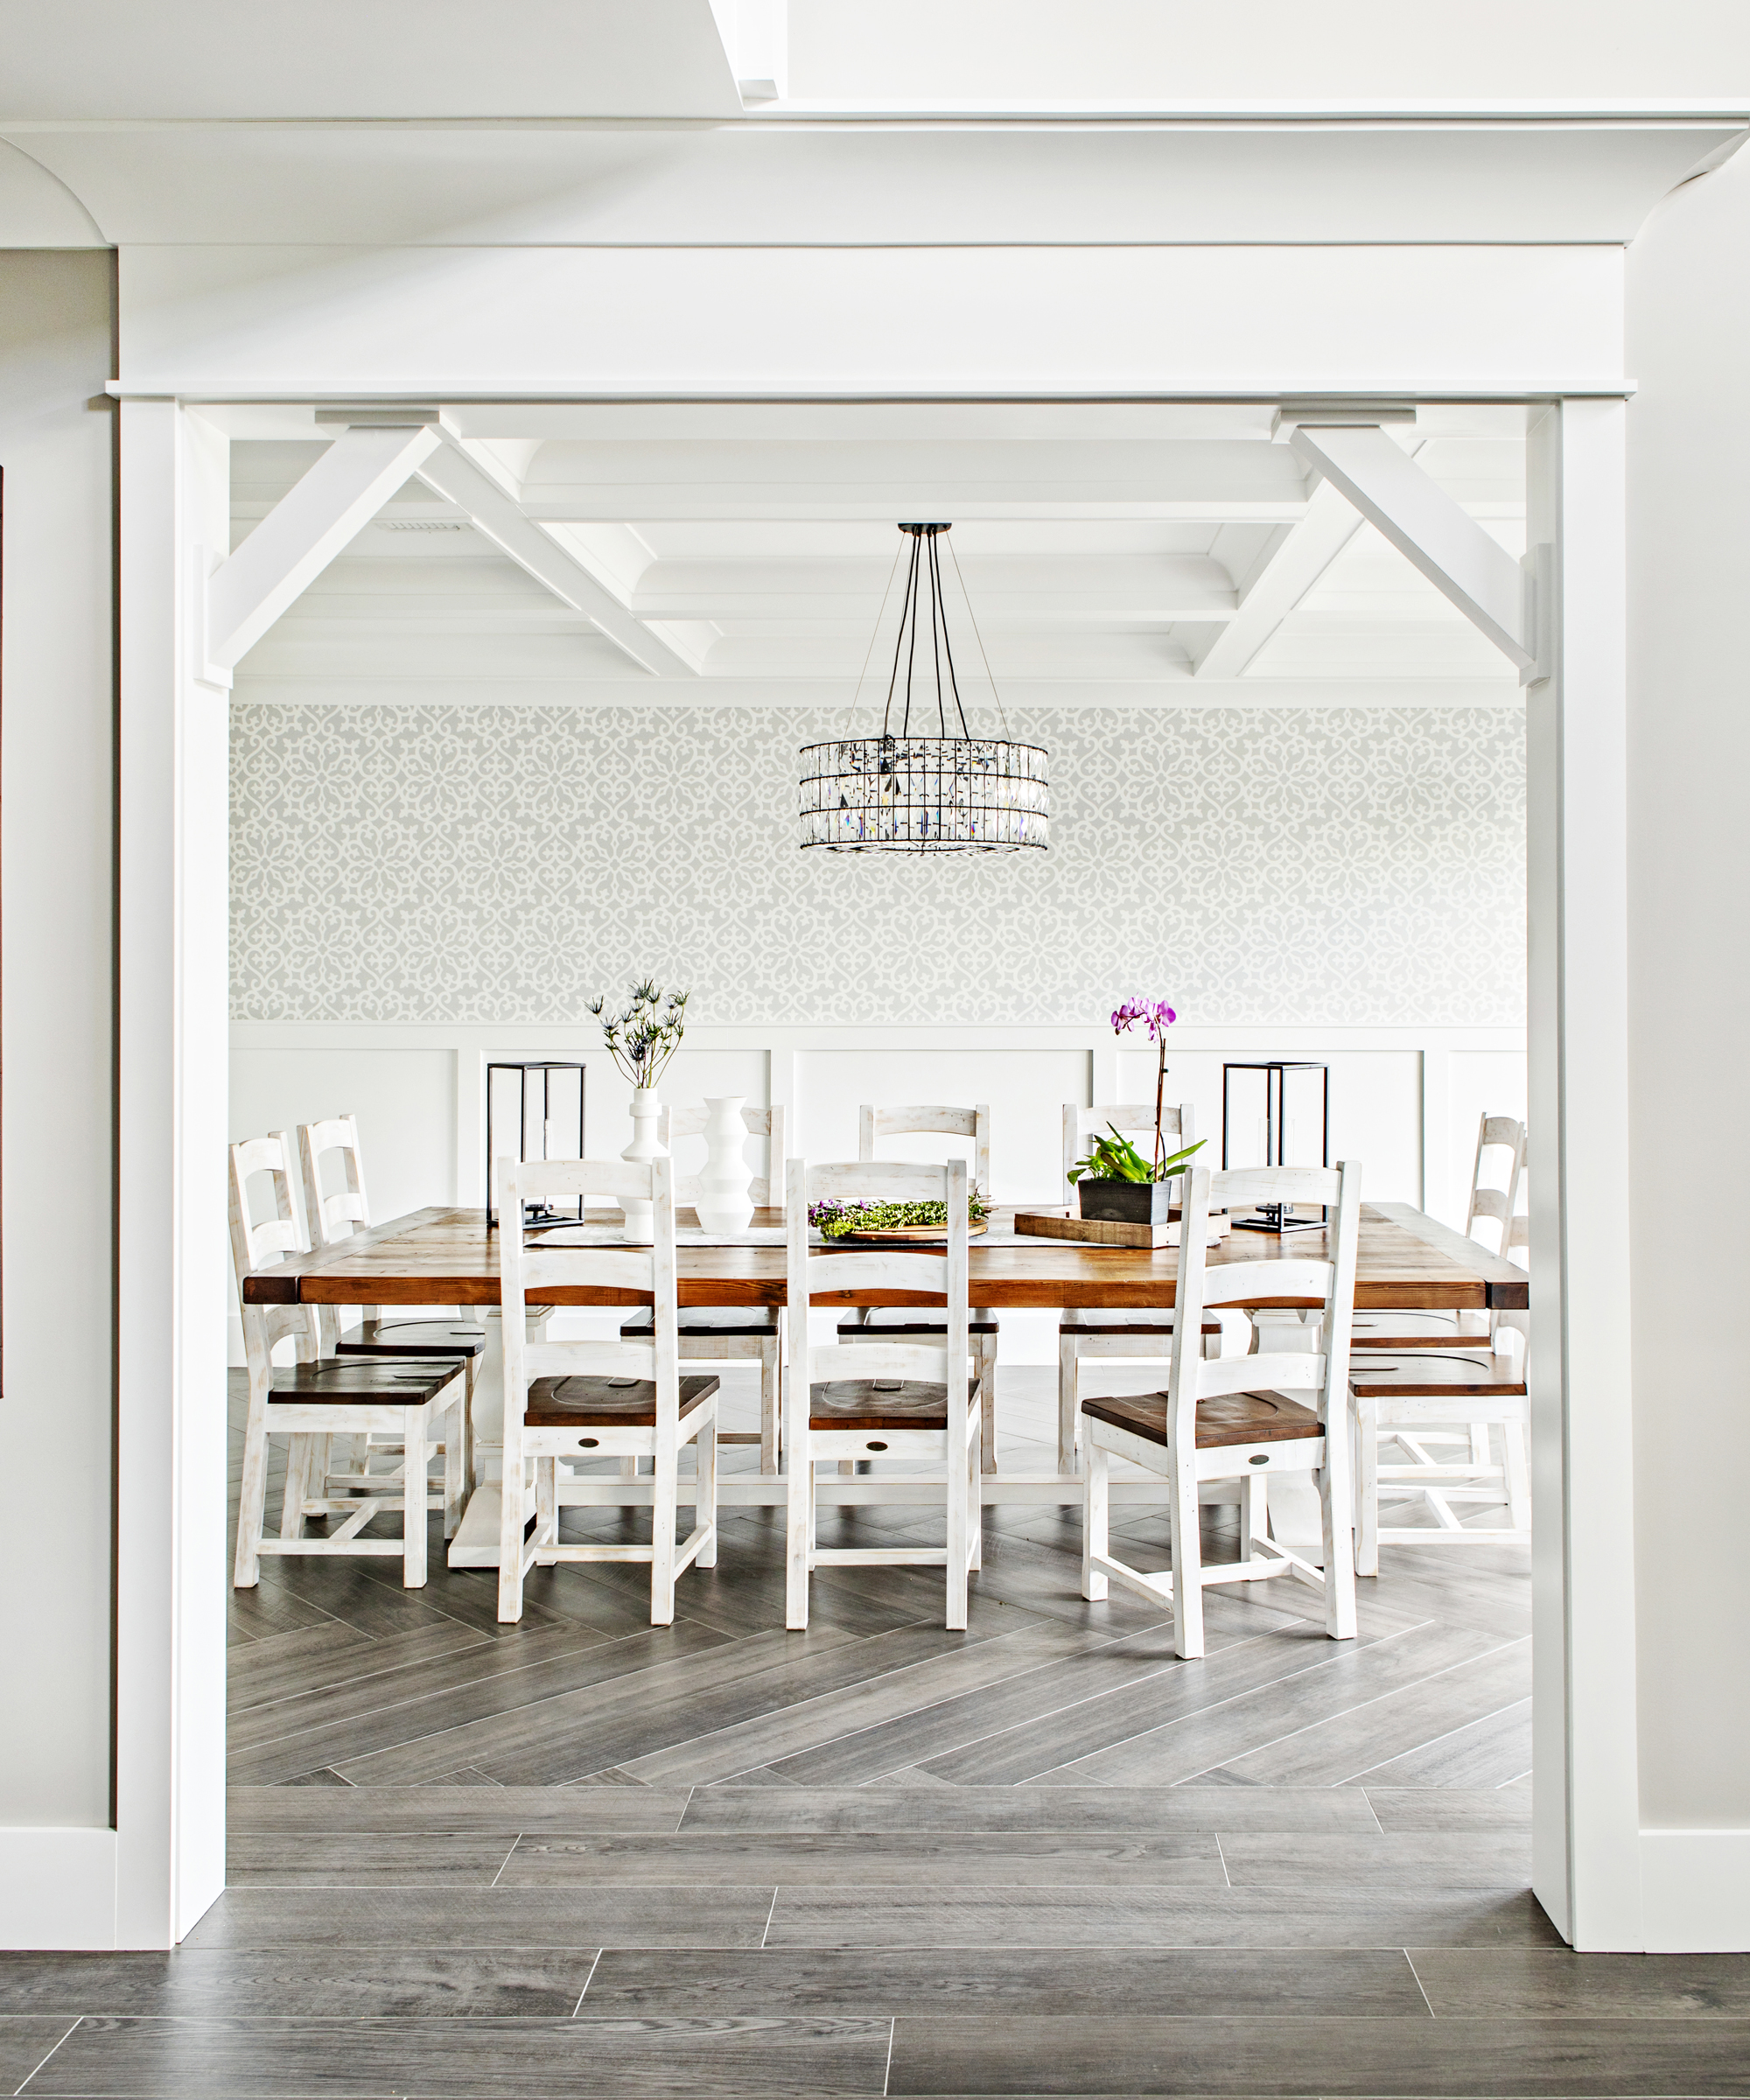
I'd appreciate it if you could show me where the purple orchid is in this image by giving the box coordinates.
[1110,997,1180,1176]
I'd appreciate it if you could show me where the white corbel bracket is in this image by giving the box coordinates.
[1287,422,1549,685]
[202,423,442,675]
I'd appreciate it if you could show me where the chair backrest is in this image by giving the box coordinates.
[786,1158,970,1403]
[498,1155,683,1440]
[859,1102,991,1199]
[1464,1113,1527,1259]
[297,1113,371,1249]
[1166,1160,1362,1446]
[654,1100,787,1213]
[228,1131,319,1377]
[1063,1101,1194,1200]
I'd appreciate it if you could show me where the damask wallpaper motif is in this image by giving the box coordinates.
[230,704,1525,1026]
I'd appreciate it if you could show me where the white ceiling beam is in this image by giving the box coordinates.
[205,424,439,672]
[412,442,699,678]
[1190,479,1366,679]
[1287,424,1538,678]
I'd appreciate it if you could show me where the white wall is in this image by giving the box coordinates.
[0,253,116,1830]
[1625,149,1750,1874]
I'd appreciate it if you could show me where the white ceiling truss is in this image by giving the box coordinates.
[214,401,1535,705]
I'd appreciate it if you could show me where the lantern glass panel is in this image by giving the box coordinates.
[486,1060,586,1227]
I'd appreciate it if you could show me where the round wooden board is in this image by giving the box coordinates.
[833,1221,990,1246]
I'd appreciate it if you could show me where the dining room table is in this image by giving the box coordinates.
[242,1199,1527,1562]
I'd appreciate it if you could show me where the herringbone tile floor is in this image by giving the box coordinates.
[8,1368,1741,2096]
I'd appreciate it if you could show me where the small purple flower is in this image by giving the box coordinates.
[1111,998,1178,1044]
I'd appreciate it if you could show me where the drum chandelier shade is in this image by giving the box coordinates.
[798,523,1049,854]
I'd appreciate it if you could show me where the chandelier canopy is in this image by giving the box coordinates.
[798,523,1049,854]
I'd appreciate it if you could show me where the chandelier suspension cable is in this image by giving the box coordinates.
[881,526,925,738]
[945,529,1010,741]
[930,528,972,738]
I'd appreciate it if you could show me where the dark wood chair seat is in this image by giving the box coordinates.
[525,1373,720,1429]
[335,1317,486,1359]
[620,1309,780,1340]
[268,1356,465,1404]
[837,1317,998,1338]
[809,1376,984,1432]
[1081,1387,1322,1450]
[1059,1315,1223,1337]
[1348,1350,1524,1399]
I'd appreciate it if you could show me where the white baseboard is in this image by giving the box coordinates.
[1641,1830,1750,1950]
[0,1828,117,1950]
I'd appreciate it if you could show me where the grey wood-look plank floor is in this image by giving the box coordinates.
[6,1368,1741,2098]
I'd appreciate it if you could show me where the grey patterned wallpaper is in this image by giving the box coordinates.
[231,704,1525,1026]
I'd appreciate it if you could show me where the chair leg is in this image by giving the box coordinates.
[1169,1437,1205,1659]
[459,1354,478,1502]
[696,1410,718,1568]
[786,1431,811,1630]
[1503,1418,1531,1532]
[497,1431,528,1625]
[945,1404,970,1633]
[976,1320,998,1474]
[1058,1331,1080,1478]
[534,1454,557,1548]
[1239,1471,1269,1564]
[1319,1427,1360,1643]
[1081,1437,1109,1600]
[650,1442,679,1628]
[402,1410,429,1588]
[968,1414,984,1571]
[760,1337,780,1477]
[443,1389,465,1541]
[279,1436,315,1540]
[234,1380,271,1588]
[1355,1393,1380,1577]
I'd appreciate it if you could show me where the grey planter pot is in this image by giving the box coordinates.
[1077,1178,1175,1223]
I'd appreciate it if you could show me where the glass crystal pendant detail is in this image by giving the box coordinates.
[798,524,1049,854]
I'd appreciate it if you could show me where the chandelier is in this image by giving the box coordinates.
[798,523,1049,854]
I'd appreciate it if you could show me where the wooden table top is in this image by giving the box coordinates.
[244,1201,1527,1313]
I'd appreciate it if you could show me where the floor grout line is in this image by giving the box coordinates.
[1214,1831,1231,1888]
[1323,1690,1533,1788]
[760,1885,779,1948]
[13,2015,80,2096]
[1359,1788,1387,1835]
[883,2013,896,2095]
[1159,1632,1528,1788]
[1012,1618,1441,1786]
[1403,1948,1438,2018]
[487,1832,522,1888]
[570,1949,602,2017]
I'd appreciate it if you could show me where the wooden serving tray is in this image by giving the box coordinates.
[1013,1209,1227,1250]
[834,1221,991,1247]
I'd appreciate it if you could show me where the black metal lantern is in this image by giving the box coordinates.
[486,1060,585,1228]
[1222,1060,1330,1234]
[799,523,1049,854]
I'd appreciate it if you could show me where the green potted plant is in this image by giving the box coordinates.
[1069,998,1204,1222]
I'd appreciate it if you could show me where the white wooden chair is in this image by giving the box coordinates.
[1347,1113,1529,1545]
[298,1112,484,1505]
[1081,1161,1362,1660]
[1350,1334,1530,1570]
[618,1102,784,1476]
[1057,1100,1208,1476]
[498,1154,718,1626]
[838,1103,1000,1473]
[230,1132,466,1590]
[786,1158,980,1631]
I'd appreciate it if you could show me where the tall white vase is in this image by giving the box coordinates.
[620,1086,668,1236]
[696,1094,755,1234]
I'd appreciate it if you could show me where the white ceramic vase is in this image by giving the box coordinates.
[620,1086,668,1236]
[696,1094,755,1235]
